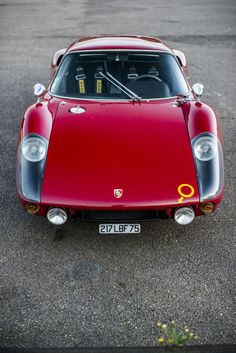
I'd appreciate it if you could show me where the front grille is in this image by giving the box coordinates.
[75,210,167,221]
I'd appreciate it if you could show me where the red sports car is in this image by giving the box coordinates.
[16,35,224,232]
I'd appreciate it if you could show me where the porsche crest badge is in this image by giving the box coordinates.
[114,189,123,198]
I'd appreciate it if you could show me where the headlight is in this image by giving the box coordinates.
[193,134,217,161]
[47,208,68,225]
[22,136,46,162]
[174,207,195,225]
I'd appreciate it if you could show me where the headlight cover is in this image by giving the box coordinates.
[192,132,224,201]
[22,136,46,162]
[193,134,217,161]
[18,134,48,202]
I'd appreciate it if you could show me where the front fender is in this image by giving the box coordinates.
[182,101,224,203]
[16,98,57,203]
[21,100,55,140]
[182,100,221,140]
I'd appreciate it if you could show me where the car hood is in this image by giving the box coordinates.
[41,99,199,208]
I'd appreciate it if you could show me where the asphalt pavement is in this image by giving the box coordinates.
[0,0,235,348]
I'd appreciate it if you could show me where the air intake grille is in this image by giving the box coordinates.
[75,210,167,221]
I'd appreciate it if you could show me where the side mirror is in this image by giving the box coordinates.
[51,48,67,76]
[192,83,204,100]
[34,83,46,98]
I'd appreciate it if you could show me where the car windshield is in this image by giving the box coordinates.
[50,51,189,100]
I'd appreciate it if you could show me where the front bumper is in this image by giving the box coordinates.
[17,191,224,221]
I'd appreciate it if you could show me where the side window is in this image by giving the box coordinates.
[51,55,72,95]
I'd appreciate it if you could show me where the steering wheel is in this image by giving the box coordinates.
[134,74,162,82]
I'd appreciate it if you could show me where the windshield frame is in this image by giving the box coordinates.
[48,49,190,102]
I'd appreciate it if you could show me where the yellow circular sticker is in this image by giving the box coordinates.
[177,184,195,203]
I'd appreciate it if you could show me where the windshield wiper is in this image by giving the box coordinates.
[99,71,142,102]
[106,72,142,102]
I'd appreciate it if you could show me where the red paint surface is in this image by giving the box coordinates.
[41,99,199,208]
[22,99,57,140]
[67,35,172,53]
[181,101,218,139]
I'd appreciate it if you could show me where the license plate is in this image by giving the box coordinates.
[99,224,141,234]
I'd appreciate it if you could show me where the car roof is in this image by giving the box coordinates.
[67,35,172,53]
